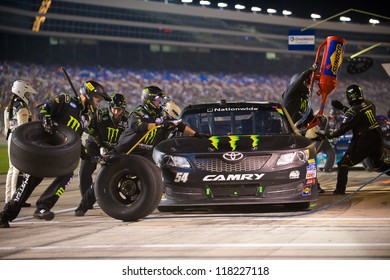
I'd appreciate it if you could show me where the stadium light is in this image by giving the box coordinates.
[369,18,380,25]
[199,0,210,6]
[266,8,277,15]
[181,0,193,3]
[234,4,245,11]
[311,13,321,20]
[251,7,261,13]
[340,16,351,22]
[217,2,227,9]
[282,10,292,16]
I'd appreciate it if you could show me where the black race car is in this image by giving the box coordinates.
[153,100,319,211]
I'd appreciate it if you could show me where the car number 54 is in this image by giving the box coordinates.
[174,172,189,182]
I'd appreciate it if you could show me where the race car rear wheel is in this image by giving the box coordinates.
[94,154,163,221]
[10,121,81,177]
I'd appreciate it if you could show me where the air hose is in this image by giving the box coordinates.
[285,168,390,217]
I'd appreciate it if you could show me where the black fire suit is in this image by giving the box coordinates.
[282,67,315,131]
[76,104,186,212]
[327,99,390,193]
[114,104,183,160]
[78,107,130,196]
[3,93,89,221]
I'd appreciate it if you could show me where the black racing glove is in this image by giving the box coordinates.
[158,119,179,130]
[80,146,91,161]
[312,130,335,141]
[42,116,54,134]
[194,132,210,138]
[5,129,11,140]
[331,100,345,111]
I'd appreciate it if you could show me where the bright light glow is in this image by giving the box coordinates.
[181,0,193,3]
[235,4,245,10]
[340,16,351,22]
[251,7,261,13]
[266,8,277,14]
[217,2,227,8]
[369,18,380,25]
[311,13,321,20]
[199,0,210,6]
[282,10,292,16]
[165,155,191,168]
[276,150,309,166]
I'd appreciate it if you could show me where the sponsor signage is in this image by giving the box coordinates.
[288,29,315,50]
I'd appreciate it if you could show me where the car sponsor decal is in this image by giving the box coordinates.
[209,135,260,150]
[203,173,265,181]
[207,107,259,112]
[306,178,316,185]
[302,185,312,196]
[289,170,300,179]
[306,162,317,179]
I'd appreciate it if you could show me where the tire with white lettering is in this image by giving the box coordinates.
[94,154,163,221]
[10,121,81,177]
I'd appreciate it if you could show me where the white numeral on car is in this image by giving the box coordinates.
[174,172,189,182]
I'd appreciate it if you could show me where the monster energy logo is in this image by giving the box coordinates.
[67,115,81,131]
[107,127,119,142]
[229,136,240,151]
[144,128,157,144]
[209,135,260,150]
[300,98,308,112]
[56,187,65,197]
[365,110,376,125]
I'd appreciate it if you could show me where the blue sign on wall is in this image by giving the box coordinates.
[288,29,315,50]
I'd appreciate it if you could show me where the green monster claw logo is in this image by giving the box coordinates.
[209,135,259,150]
[250,135,259,148]
[144,128,157,144]
[228,135,240,151]
[209,136,220,150]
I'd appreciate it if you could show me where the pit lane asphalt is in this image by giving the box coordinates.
[1,164,390,260]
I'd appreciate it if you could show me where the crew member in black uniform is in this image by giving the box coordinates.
[74,93,130,216]
[0,80,110,228]
[282,63,317,132]
[317,84,390,194]
[74,86,206,217]
[113,86,205,161]
[282,63,326,193]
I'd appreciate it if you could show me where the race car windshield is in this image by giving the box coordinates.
[182,105,290,136]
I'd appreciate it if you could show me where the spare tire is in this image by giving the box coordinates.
[10,121,81,177]
[95,154,163,221]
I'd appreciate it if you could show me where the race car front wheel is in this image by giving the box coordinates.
[10,121,81,177]
[94,154,163,221]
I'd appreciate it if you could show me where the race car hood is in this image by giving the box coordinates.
[154,134,312,154]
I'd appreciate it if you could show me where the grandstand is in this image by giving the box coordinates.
[0,0,389,120]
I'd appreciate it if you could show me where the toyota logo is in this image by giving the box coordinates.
[223,151,244,161]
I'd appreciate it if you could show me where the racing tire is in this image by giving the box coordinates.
[10,121,81,177]
[94,154,163,221]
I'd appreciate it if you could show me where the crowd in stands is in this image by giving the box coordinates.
[1,60,389,132]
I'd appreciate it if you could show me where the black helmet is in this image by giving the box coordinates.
[345,84,364,105]
[80,80,110,113]
[141,86,170,111]
[109,93,127,109]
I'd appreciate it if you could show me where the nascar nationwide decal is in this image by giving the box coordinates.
[209,135,260,150]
